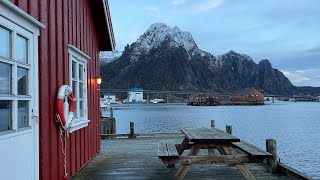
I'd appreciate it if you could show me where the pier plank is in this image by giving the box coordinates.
[232,141,273,159]
[181,128,240,143]
[166,141,179,157]
[158,140,179,158]
[158,141,168,157]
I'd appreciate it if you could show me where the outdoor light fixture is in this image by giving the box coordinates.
[96,77,102,85]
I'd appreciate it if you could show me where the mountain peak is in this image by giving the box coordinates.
[136,23,197,52]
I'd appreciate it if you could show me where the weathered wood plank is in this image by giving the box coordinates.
[166,140,179,157]
[174,165,190,180]
[208,148,214,155]
[232,141,273,159]
[174,145,201,180]
[181,128,240,143]
[158,141,168,157]
[176,137,190,155]
[222,146,256,180]
[161,155,263,165]
[237,164,257,180]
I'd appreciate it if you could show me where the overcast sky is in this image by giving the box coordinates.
[108,0,320,87]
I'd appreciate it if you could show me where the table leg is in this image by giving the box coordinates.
[208,148,214,155]
[174,145,201,180]
[176,137,190,155]
[222,146,256,180]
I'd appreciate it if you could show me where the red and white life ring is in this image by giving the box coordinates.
[56,85,74,131]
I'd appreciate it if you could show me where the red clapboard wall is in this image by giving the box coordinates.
[9,0,114,179]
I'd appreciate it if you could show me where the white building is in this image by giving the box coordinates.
[128,88,143,103]
[101,93,116,103]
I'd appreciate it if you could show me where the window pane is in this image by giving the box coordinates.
[18,101,28,128]
[79,82,83,98]
[0,62,11,94]
[16,35,28,63]
[79,64,83,81]
[0,101,11,132]
[80,101,84,117]
[72,61,76,79]
[17,67,28,95]
[0,26,10,58]
[72,80,77,97]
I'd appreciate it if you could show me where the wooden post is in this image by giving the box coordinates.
[129,122,135,138]
[110,107,113,118]
[266,139,278,173]
[211,120,215,128]
[226,125,232,134]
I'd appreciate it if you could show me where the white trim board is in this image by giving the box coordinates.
[0,0,45,29]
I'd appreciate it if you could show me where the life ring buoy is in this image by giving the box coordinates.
[56,85,74,131]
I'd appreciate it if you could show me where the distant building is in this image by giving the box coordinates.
[188,93,219,105]
[103,93,116,103]
[231,87,264,104]
[128,88,144,103]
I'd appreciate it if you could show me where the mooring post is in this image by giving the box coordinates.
[129,122,135,138]
[226,125,232,134]
[266,139,278,173]
[211,120,215,128]
[100,111,107,139]
[110,107,113,118]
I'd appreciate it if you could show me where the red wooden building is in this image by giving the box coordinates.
[231,87,264,104]
[188,93,219,105]
[0,0,115,179]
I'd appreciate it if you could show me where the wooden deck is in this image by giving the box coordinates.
[72,137,289,180]
[72,136,292,180]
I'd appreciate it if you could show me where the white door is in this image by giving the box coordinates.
[0,2,42,179]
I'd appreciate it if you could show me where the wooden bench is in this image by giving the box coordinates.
[158,140,179,158]
[158,140,179,168]
[232,141,273,159]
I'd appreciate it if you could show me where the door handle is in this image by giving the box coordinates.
[32,115,39,124]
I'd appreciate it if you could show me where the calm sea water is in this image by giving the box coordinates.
[103,101,320,179]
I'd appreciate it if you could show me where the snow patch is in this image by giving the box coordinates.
[136,23,197,52]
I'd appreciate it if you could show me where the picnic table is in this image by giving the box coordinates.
[158,128,273,180]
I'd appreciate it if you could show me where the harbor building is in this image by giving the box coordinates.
[128,88,144,103]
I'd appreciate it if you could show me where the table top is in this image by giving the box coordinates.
[181,128,240,143]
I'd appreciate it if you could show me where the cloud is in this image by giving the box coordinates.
[193,0,223,13]
[281,69,320,87]
[145,7,161,17]
[171,0,187,5]
[282,71,310,83]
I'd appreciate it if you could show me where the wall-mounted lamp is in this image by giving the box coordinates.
[96,77,102,85]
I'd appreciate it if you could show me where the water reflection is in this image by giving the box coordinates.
[17,67,27,95]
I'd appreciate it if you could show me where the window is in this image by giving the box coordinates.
[0,20,33,133]
[68,45,90,132]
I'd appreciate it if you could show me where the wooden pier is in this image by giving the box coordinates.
[72,121,309,180]
[72,136,308,180]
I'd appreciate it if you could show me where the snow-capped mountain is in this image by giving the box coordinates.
[100,23,320,96]
[99,51,123,65]
[136,23,197,52]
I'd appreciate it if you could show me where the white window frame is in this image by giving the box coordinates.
[0,1,45,179]
[0,8,36,136]
[68,45,90,132]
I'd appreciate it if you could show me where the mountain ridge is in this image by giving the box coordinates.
[100,23,320,96]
